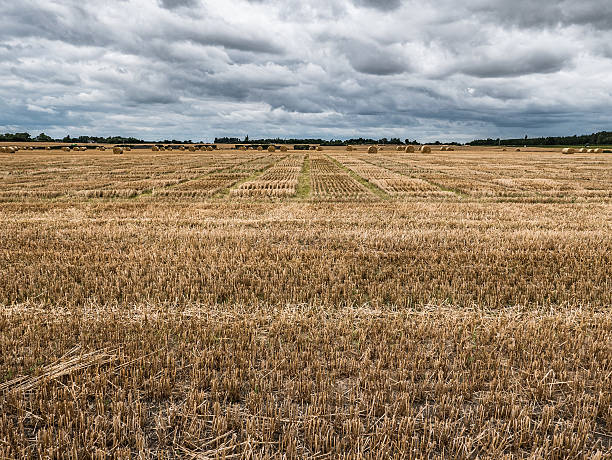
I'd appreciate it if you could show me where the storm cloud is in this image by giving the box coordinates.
[0,0,611,141]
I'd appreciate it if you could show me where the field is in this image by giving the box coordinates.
[1,145,611,458]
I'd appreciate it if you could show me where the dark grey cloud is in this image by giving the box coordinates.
[353,0,401,11]
[0,0,611,142]
[462,50,569,78]
[159,0,199,9]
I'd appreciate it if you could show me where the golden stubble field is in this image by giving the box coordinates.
[0,145,611,458]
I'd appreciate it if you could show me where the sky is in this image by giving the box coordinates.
[0,0,611,142]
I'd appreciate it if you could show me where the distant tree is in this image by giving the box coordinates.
[35,133,53,142]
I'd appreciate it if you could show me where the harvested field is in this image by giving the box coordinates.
[0,145,611,458]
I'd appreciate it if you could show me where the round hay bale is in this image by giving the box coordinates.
[0,147,6,153]
[594,148,603,153]
[419,146,431,153]
[280,145,288,152]
[268,146,276,152]
[179,146,185,151]
[207,146,213,151]
[309,146,316,150]
[46,146,51,150]
[404,145,415,153]
[316,146,323,151]
[113,147,123,155]
[257,146,263,151]
[367,146,378,154]
[587,149,595,153]
[440,146,447,151]
[515,148,521,152]
[346,145,353,151]
[62,147,70,152]
[152,146,159,152]
[578,148,587,153]
[561,148,575,154]
[188,145,196,152]
[447,147,454,151]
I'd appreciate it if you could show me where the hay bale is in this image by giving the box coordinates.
[404,145,415,153]
[515,148,521,152]
[346,145,353,151]
[268,146,276,152]
[309,146,316,150]
[0,147,6,153]
[561,148,575,154]
[152,146,159,152]
[188,145,196,152]
[440,146,447,151]
[419,146,431,153]
[316,146,323,151]
[447,147,454,151]
[113,147,123,155]
[207,146,213,151]
[257,146,263,151]
[594,148,603,153]
[578,148,587,153]
[587,149,595,153]
[46,146,51,150]
[280,145,288,152]
[62,147,70,152]
[367,146,378,154]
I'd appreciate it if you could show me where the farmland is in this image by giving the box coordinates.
[0,145,611,458]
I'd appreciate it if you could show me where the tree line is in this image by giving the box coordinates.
[469,131,612,147]
[3,131,610,146]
